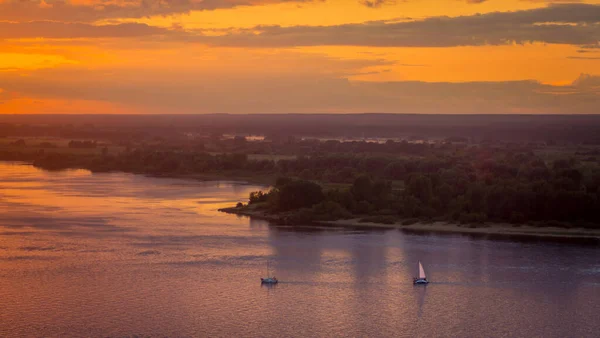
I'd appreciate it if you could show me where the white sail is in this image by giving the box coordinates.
[418,261,426,279]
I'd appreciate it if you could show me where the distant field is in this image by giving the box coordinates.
[534,146,599,164]
[322,180,404,191]
[0,137,123,155]
[0,137,70,147]
[207,152,296,162]
[247,154,297,162]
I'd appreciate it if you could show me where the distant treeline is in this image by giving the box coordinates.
[1,139,598,228]
[2,113,600,143]
[68,140,97,149]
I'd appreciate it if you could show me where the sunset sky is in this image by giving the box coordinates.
[1,0,599,114]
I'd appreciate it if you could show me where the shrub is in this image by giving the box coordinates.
[284,208,315,225]
[376,209,396,216]
[249,191,269,204]
[360,215,397,224]
[11,139,26,147]
[401,218,420,225]
[355,200,373,214]
[311,201,352,221]
[38,142,57,148]
[509,212,525,224]
[459,212,487,224]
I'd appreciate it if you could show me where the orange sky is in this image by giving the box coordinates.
[1,0,599,114]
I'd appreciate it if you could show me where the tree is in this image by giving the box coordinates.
[334,167,356,183]
[234,135,247,145]
[275,179,324,211]
[351,175,373,202]
[407,174,433,203]
[326,188,356,211]
[384,161,406,180]
[371,179,392,208]
[437,183,454,210]
[467,183,487,213]
[275,176,294,188]
[400,196,421,217]
[249,191,268,204]
[11,139,26,147]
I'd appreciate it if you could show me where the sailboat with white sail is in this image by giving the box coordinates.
[261,261,278,284]
[413,261,429,285]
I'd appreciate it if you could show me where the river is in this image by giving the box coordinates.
[0,162,598,337]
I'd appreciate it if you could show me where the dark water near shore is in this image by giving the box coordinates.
[0,162,598,337]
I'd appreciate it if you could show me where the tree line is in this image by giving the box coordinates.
[1,140,599,228]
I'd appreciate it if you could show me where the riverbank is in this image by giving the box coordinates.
[325,219,600,240]
[219,207,600,241]
[7,158,600,242]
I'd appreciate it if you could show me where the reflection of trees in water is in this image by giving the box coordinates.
[249,218,269,229]
[348,231,396,335]
[265,226,325,275]
[257,224,599,336]
[350,232,389,283]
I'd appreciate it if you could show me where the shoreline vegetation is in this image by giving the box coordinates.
[1,125,599,240]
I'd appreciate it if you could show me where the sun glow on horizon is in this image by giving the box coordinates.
[0,0,599,114]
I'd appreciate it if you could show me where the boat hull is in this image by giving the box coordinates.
[413,279,429,285]
[261,278,278,284]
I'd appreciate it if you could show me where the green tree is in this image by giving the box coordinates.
[276,179,324,211]
[467,183,487,213]
[384,161,406,180]
[407,174,433,203]
[351,175,373,202]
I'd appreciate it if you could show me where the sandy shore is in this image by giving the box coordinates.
[322,219,600,241]
[220,208,600,241]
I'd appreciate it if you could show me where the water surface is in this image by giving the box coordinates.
[0,162,598,337]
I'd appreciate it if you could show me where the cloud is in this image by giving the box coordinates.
[0,21,169,39]
[359,0,395,8]
[0,64,598,114]
[522,0,582,3]
[5,3,600,47]
[568,56,600,60]
[0,0,314,22]
[0,87,8,103]
[572,73,600,88]
[579,43,600,49]
[193,4,600,47]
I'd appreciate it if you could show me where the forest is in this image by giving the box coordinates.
[236,149,600,229]
[1,131,599,229]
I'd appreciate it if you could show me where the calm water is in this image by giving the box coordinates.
[0,162,598,337]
